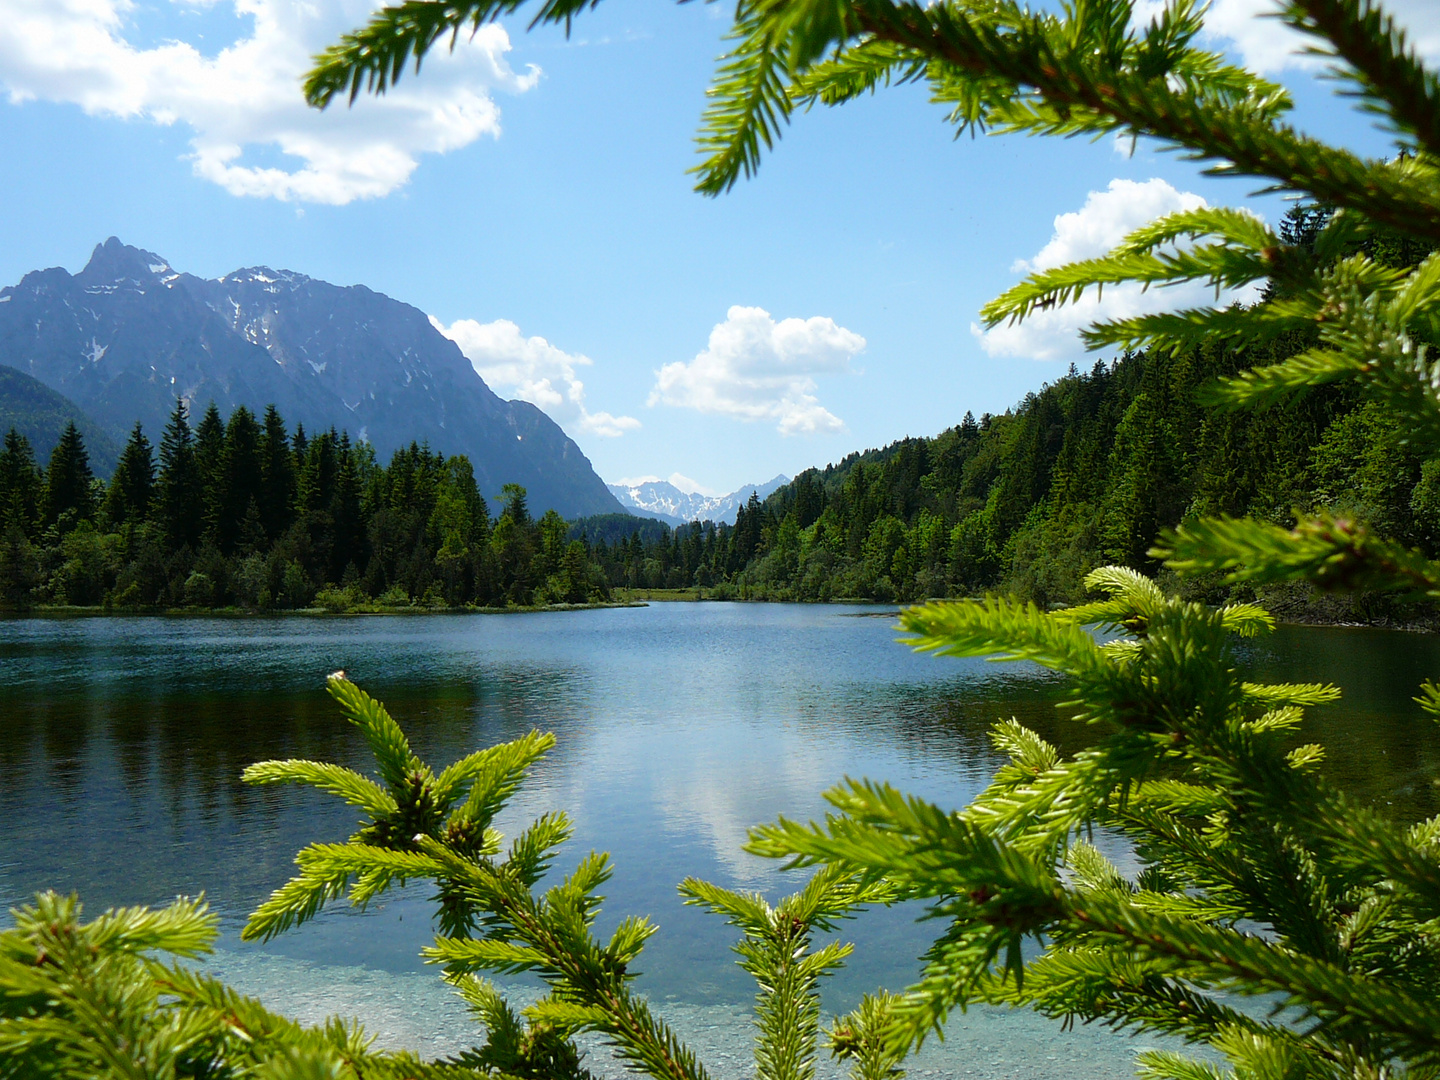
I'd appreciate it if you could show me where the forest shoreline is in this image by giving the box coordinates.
[3,591,1437,632]
[0,599,647,618]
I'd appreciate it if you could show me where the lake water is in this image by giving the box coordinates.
[2,604,1438,1077]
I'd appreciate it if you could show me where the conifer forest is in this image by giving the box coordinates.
[5,203,1438,619]
[0,399,611,610]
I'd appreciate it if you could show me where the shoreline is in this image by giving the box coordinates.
[2,590,1436,632]
[0,600,649,618]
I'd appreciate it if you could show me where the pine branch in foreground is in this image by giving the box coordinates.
[746,567,1440,1076]
[240,672,909,1080]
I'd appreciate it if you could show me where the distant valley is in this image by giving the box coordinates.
[0,238,622,517]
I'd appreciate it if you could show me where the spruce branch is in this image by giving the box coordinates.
[827,991,906,1080]
[1,892,447,1080]
[304,0,593,107]
[242,760,399,816]
[680,866,900,1080]
[1282,0,1440,157]
[245,675,713,1080]
[1155,513,1440,597]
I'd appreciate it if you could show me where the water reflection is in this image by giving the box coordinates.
[1237,623,1440,822]
[2,606,1438,1011]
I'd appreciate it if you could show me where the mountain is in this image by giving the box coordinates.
[607,474,790,525]
[0,364,120,475]
[0,238,624,517]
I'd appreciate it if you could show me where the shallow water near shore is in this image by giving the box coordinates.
[2,605,1437,1077]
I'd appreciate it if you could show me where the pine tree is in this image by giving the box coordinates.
[103,422,156,530]
[218,405,263,555]
[298,429,337,515]
[42,422,95,532]
[0,428,41,538]
[258,404,296,543]
[0,429,42,606]
[500,482,529,528]
[493,483,535,603]
[330,431,363,580]
[193,402,226,545]
[156,398,202,552]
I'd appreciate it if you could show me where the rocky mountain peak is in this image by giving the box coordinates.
[77,237,175,290]
[0,240,625,518]
[219,266,311,291]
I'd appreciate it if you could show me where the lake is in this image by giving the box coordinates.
[2,603,1438,1077]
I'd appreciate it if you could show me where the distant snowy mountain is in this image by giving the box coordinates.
[608,475,790,526]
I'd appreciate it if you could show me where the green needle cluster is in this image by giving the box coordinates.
[238,674,901,1080]
[748,566,1440,1078]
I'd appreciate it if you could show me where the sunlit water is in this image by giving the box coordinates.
[2,605,1437,1076]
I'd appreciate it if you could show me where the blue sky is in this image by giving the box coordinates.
[0,0,1435,495]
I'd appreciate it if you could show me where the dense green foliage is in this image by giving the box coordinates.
[761,571,1440,1078]
[0,400,611,610]
[702,348,1412,608]
[0,891,440,1080]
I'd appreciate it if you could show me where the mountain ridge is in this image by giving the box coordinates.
[0,238,624,517]
[607,474,791,525]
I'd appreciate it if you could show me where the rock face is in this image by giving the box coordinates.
[0,238,624,517]
[607,474,791,525]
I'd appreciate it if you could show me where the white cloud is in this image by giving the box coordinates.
[1199,0,1318,74]
[0,0,539,203]
[1140,0,1440,76]
[1013,177,1206,274]
[975,177,1259,363]
[649,305,865,436]
[433,316,641,439]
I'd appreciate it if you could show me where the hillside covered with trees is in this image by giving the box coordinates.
[584,345,1431,614]
[579,206,1440,617]
[0,400,610,609]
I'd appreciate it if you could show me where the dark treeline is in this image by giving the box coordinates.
[0,400,610,609]
[578,206,1440,613]
[577,347,1428,610]
[565,510,788,594]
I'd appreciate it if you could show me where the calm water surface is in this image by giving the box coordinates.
[2,605,1437,1075]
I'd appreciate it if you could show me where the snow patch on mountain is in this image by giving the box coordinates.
[607,475,791,525]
